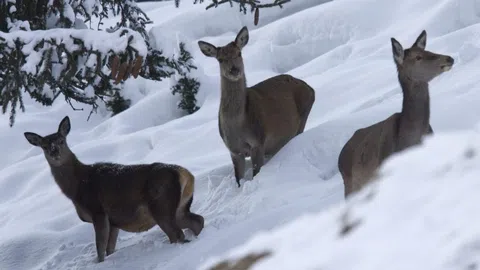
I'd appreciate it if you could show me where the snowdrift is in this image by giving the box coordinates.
[199,126,480,270]
[0,0,479,269]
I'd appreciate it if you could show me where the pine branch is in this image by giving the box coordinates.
[192,0,290,13]
[0,27,146,126]
[170,42,201,114]
[105,0,152,41]
[0,0,203,126]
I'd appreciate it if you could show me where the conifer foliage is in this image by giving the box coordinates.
[0,0,201,126]
[171,42,200,114]
[191,0,290,12]
[177,0,291,25]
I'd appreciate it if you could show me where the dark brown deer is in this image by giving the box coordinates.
[338,30,454,198]
[24,116,204,262]
[198,26,315,187]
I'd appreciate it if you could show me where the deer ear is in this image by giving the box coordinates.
[235,26,249,49]
[24,132,43,146]
[198,41,218,58]
[58,116,71,137]
[391,38,404,65]
[412,30,427,50]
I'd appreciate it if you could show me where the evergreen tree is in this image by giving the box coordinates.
[0,0,200,126]
[171,43,200,114]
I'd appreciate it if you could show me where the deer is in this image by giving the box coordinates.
[198,26,316,187]
[337,30,454,198]
[23,116,204,263]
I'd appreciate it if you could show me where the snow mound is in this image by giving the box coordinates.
[199,126,480,270]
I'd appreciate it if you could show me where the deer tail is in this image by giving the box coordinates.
[176,166,195,209]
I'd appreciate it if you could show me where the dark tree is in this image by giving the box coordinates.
[171,43,200,114]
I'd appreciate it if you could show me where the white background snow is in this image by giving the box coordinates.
[0,0,479,269]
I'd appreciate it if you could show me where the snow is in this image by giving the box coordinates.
[199,129,480,270]
[0,27,147,76]
[0,0,479,269]
[63,2,76,26]
[6,17,31,32]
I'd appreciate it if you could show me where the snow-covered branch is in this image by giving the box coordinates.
[0,27,146,126]
[0,0,202,126]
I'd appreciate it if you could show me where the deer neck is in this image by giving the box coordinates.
[219,74,247,119]
[397,73,430,150]
[47,150,88,199]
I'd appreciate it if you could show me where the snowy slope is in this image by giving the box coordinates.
[0,0,479,269]
[199,128,480,270]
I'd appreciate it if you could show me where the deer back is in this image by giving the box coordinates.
[339,113,400,191]
[86,163,164,206]
[246,74,314,145]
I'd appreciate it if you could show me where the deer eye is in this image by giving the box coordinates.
[415,55,422,61]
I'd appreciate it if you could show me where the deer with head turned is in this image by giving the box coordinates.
[198,26,316,187]
[338,30,454,198]
[24,116,204,262]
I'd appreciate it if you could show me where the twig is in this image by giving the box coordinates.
[205,0,290,12]
[66,98,84,111]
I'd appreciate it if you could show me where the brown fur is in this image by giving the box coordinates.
[208,251,271,270]
[198,26,315,187]
[338,30,454,198]
[24,116,204,263]
[177,167,194,208]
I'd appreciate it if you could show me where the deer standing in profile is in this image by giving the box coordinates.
[338,30,454,198]
[24,116,204,262]
[198,27,316,187]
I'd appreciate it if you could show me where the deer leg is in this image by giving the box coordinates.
[231,153,246,187]
[106,226,119,256]
[186,197,205,236]
[340,171,351,199]
[155,213,188,244]
[149,195,188,244]
[176,196,204,236]
[92,214,110,263]
[187,213,205,236]
[251,146,265,178]
[157,218,188,244]
[344,182,351,199]
[146,170,188,244]
[427,124,434,134]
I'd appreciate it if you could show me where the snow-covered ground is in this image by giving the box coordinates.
[0,0,479,269]
[199,128,480,270]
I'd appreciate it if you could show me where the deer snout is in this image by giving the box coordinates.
[446,56,454,65]
[50,145,59,156]
[229,66,240,76]
[441,56,454,72]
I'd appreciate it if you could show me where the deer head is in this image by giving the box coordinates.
[391,30,454,82]
[24,116,72,166]
[198,26,250,81]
